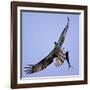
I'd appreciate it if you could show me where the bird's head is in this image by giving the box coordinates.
[54,42,58,46]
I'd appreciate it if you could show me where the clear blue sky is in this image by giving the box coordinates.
[21,10,80,78]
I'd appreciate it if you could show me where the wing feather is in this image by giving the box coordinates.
[24,49,56,74]
[58,17,69,47]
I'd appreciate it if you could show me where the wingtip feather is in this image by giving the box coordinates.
[24,64,33,75]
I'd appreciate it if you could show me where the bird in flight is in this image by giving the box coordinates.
[24,17,72,75]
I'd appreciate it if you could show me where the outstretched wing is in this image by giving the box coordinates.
[24,49,56,75]
[58,17,69,47]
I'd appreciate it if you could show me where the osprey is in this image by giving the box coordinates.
[24,17,71,75]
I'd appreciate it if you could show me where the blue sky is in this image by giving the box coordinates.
[21,10,80,78]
